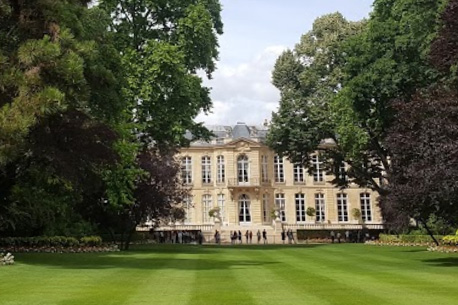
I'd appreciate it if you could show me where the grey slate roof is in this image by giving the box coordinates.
[188,122,269,146]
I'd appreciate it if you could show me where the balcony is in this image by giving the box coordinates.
[228,178,261,187]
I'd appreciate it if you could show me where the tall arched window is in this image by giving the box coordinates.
[237,155,249,184]
[201,156,211,184]
[238,194,251,223]
[216,155,225,183]
[202,194,212,223]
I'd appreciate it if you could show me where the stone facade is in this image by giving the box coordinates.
[151,123,384,240]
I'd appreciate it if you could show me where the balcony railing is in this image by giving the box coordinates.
[228,178,261,187]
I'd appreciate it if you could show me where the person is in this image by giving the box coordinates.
[257,230,261,244]
[330,230,335,243]
[249,230,253,244]
[345,230,350,242]
[214,230,220,244]
[287,229,294,244]
[159,231,165,243]
[198,230,203,245]
[178,230,183,244]
[245,230,249,243]
[229,231,234,245]
[238,230,242,244]
[337,232,342,243]
[262,229,268,244]
[281,230,286,244]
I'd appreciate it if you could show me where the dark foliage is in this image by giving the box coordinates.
[382,89,458,231]
[430,0,458,74]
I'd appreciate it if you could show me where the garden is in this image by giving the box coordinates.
[1,244,458,305]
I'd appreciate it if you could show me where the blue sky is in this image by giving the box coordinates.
[197,0,374,125]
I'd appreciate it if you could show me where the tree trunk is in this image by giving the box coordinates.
[420,218,439,246]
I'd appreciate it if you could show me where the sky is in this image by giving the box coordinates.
[196,0,374,126]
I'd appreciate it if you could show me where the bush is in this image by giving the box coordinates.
[379,234,443,244]
[0,236,105,248]
[442,235,458,246]
[80,236,102,246]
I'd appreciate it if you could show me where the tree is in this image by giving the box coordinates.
[267,13,365,185]
[99,0,223,149]
[268,1,448,196]
[85,149,188,250]
[382,89,458,244]
[382,0,458,241]
[0,1,127,234]
[0,0,125,165]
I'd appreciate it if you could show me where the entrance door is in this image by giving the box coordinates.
[239,194,251,223]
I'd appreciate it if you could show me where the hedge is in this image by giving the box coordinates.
[379,234,443,244]
[0,236,102,248]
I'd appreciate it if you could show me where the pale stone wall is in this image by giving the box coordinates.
[177,138,383,228]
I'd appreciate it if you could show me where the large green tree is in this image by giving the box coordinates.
[267,13,366,186]
[99,0,223,149]
[268,1,448,196]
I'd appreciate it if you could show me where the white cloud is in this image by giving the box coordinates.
[196,45,286,126]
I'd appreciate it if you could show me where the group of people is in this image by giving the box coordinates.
[281,229,295,244]
[226,229,268,244]
[329,230,372,243]
[155,230,203,244]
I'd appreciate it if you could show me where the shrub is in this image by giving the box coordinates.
[442,235,458,246]
[379,234,443,244]
[306,207,316,217]
[80,236,102,246]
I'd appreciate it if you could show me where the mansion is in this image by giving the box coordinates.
[153,122,384,240]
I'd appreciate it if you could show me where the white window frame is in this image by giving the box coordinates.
[294,164,305,183]
[315,193,326,222]
[262,193,269,223]
[183,195,194,224]
[217,193,225,222]
[311,155,324,182]
[261,155,268,183]
[181,156,192,184]
[275,193,286,222]
[202,194,212,223]
[295,193,306,222]
[216,155,225,183]
[237,155,249,184]
[337,193,349,222]
[360,193,372,222]
[274,155,285,183]
[201,156,211,184]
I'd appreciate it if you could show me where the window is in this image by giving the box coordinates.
[315,193,325,222]
[360,193,372,222]
[275,193,286,222]
[183,195,194,224]
[294,164,305,183]
[237,155,249,183]
[181,156,192,184]
[202,194,212,223]
[274,155,284,183]
[261,155,268,183]
[238,194,251,223]
[337,193,348,222]
[262,193,269,223]
[201,156,211,184]
[295,193,306,222]
[217,193,225,222]
[216,155,225,183]
[338,162,347,182]
[311,155,323,182]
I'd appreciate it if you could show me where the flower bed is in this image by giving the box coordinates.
[365,240,437,247]
[427,245,458,253]
[0,245,119,253]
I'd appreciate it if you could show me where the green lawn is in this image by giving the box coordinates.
[1,244,457,305]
